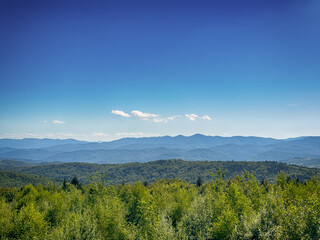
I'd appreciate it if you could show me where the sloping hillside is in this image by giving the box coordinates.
[0,170,58,188]
[2,159,318,186]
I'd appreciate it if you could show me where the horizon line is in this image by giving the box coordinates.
[0,134,314,142]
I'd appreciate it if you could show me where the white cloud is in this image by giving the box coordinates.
[131,110,158,118]
[153,118,168,123]
[92,132,109,137]
[153,115,182,122]
[167,115,181,121]
[185,114,212,121]
[53,120,65,124]
[201,115,212,120]
[111,110,131,117]
[185,114,199,121]
[110,109,210,123]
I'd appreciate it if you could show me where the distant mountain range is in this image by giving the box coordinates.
[0,138,86,149]
[0,135,320,168]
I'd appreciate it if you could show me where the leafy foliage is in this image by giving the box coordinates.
[0,170,58,188]
[0,173,320,239]
[3,159,319,187]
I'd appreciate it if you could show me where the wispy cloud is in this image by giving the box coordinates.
[53,120,65,124]
[185,114,211,121]
[111,109,210,123]
[153,118,167,123]
[111,110,131,117]
[112,109,163,122]
[131,110,158,118]
[185,114,198,121]
[152,115,182,123]
[167,115,181,121]
[201,115,212,120]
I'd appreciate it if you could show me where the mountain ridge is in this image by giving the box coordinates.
[0,135,318,167]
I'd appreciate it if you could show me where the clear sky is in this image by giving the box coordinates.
[1,0,320,141]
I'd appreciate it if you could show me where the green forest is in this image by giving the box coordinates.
[1,171,320,239]
[1,159,320,187]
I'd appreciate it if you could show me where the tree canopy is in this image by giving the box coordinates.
[1,172,320,239]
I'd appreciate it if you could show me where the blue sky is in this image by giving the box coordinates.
[1,0,320,141]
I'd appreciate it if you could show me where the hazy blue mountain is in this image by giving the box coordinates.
[0,147,17,154]
[252,150,320,162]
[0,148,55,161]
[210,144,270,161]
[250,137,320,161]
[183,148,233,161]
[42,148,186,164]
[0,135,319,167]
[271,137,320,154]
[15,148,241,163]
[44,134,283,152]
[0,138,86,149]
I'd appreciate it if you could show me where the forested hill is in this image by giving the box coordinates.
[0,170,57,188]
[1,159,319,187]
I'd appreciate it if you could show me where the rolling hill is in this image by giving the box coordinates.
[1,159,319,187]
[0,135,319,167]
[0,170,58,188]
